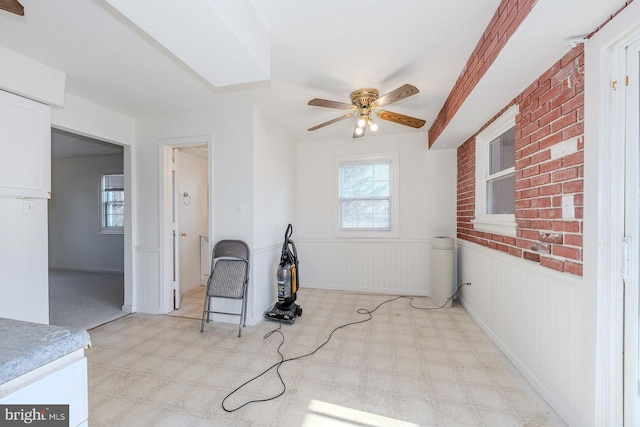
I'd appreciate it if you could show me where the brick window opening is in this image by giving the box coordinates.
[487,127,515,214]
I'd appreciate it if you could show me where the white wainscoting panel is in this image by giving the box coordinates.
[457,240,585,427]
[134,246,161,314]
[296,239,433,295]
[247,244,280,325]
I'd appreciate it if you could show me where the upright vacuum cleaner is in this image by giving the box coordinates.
[265,224,303,323]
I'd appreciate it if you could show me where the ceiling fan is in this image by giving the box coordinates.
[0,0,24,15]
[307,84,426,138]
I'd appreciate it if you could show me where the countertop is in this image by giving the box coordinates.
[0,318,91,385]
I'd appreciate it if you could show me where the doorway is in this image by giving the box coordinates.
[48,128,128,329]
[160,136,212,315]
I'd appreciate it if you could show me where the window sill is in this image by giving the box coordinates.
[100,227,124,235]
[471,215,516,237]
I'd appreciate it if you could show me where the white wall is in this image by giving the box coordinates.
[51,94,135,146]
[296,132,457,295]
[135,106,255,315]
[0,45,65,107]
[251,107,297,320]
[253,108,297,248]
[49,154,124,273]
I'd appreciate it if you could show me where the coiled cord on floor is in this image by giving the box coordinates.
[221,282,471,412]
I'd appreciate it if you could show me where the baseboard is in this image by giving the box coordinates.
[299,284,429,297]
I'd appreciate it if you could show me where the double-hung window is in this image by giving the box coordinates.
[101,173,124,234]
[335,152,399,238]
[472,105,518,236]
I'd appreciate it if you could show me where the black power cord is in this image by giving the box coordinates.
[221,282,471,412]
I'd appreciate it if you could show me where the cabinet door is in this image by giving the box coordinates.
[0,90,51,198]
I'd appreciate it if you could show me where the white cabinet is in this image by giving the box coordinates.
[0,90,51,198]
[0,350,88,427]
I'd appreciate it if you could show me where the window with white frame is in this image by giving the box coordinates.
[335,152,399,238]
[472,105,518,236]
[101,173,124,234]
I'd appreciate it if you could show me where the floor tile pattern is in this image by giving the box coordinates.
[87,288,566,426]
[166,286,207,320]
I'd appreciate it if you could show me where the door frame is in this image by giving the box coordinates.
[585,2,640,424]
[50,126,135,314]
[624,37,640,426]
[160,135,213,314]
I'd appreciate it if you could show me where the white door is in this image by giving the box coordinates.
[624,37,640,426]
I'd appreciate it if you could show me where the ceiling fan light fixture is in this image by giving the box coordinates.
[306,84,425,138]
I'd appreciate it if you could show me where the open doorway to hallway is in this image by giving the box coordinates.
[171,145,209,319]
[160,136,212,318]
[48,128,127,330]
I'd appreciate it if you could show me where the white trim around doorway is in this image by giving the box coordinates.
[159,135,213,314]
[585,2,640,425]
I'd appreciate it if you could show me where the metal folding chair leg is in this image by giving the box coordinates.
[200,295,211,333]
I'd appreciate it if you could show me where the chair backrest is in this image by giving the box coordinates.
[212,239,250,262]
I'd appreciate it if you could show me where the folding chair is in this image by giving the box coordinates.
[200,239,250,337]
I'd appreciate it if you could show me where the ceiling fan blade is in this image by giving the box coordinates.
[373,84,419,108]
[376,110,426,129]
[307,113,355,131]
[0,0,24,15]
[308,98,356,111]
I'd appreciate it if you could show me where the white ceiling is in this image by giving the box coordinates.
[0,0,630,145]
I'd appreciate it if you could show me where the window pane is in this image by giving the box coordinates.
[102,174,124,231]
[489,127,515,174]
[105,190,124,202]
[105,201,124,227]
[104,174,124,189]
[341,162,390,198]
[341,199,389,229]
[486,173,515,214]
[339,160,392,230]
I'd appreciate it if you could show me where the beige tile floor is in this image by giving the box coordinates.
[87,288,566,426]
[166,286,207,320]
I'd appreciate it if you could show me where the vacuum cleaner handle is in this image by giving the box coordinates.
[280,224,295,266]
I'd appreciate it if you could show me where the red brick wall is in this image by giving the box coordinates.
[457,46,585,275]
[429,0,536,148]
